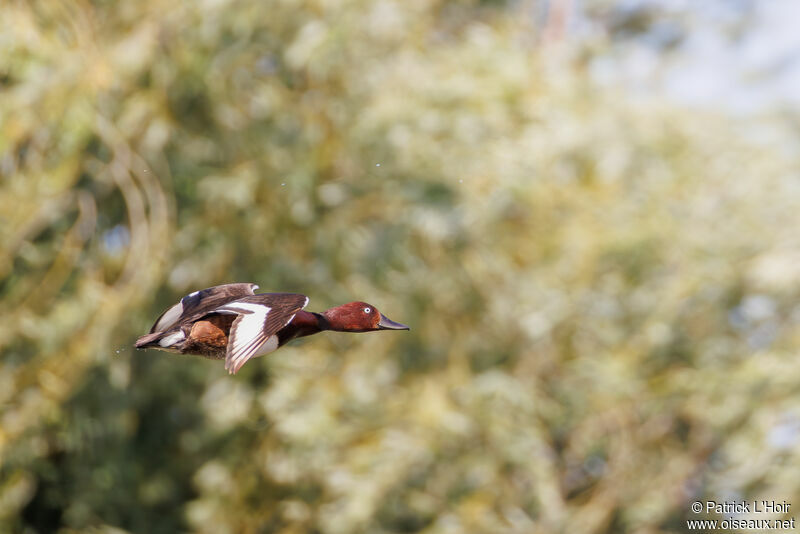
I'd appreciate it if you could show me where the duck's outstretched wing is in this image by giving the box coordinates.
[218,293,309,374]
[149,283,260,333]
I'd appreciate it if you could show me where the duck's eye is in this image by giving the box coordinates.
[363,307,371,314]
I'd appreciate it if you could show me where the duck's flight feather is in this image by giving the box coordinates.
[218,293,309,374]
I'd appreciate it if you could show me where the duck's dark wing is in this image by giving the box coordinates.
[149,283,260,333]
[217,293,309,374]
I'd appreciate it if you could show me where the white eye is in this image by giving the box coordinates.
[363,307,371,314]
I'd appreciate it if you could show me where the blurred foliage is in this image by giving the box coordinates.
[1,0,800,533]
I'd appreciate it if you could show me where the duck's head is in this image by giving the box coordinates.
[323,301,409,333]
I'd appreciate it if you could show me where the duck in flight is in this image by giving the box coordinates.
[135,283,409,374]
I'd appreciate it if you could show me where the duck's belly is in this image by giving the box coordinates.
[180,317,232,359]
[181,339,227,360]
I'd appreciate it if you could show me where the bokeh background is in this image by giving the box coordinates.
[2,1,799,533]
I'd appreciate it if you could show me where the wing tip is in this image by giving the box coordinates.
[225,359,244,375]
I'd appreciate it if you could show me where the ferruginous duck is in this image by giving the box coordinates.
[135,283,409,374]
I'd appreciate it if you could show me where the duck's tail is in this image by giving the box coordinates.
[135,330,185,350]
[135,331,164,349]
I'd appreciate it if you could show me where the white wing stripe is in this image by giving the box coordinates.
[154,302,184,332]
[222,303,271,372]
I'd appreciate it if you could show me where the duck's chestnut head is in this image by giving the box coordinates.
[324,301,409,332]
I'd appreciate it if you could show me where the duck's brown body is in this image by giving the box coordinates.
[180,314,235,359]
[135,283,408,373]
[171,310,326,360]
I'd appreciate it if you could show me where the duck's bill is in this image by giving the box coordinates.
[378,314,410,330]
